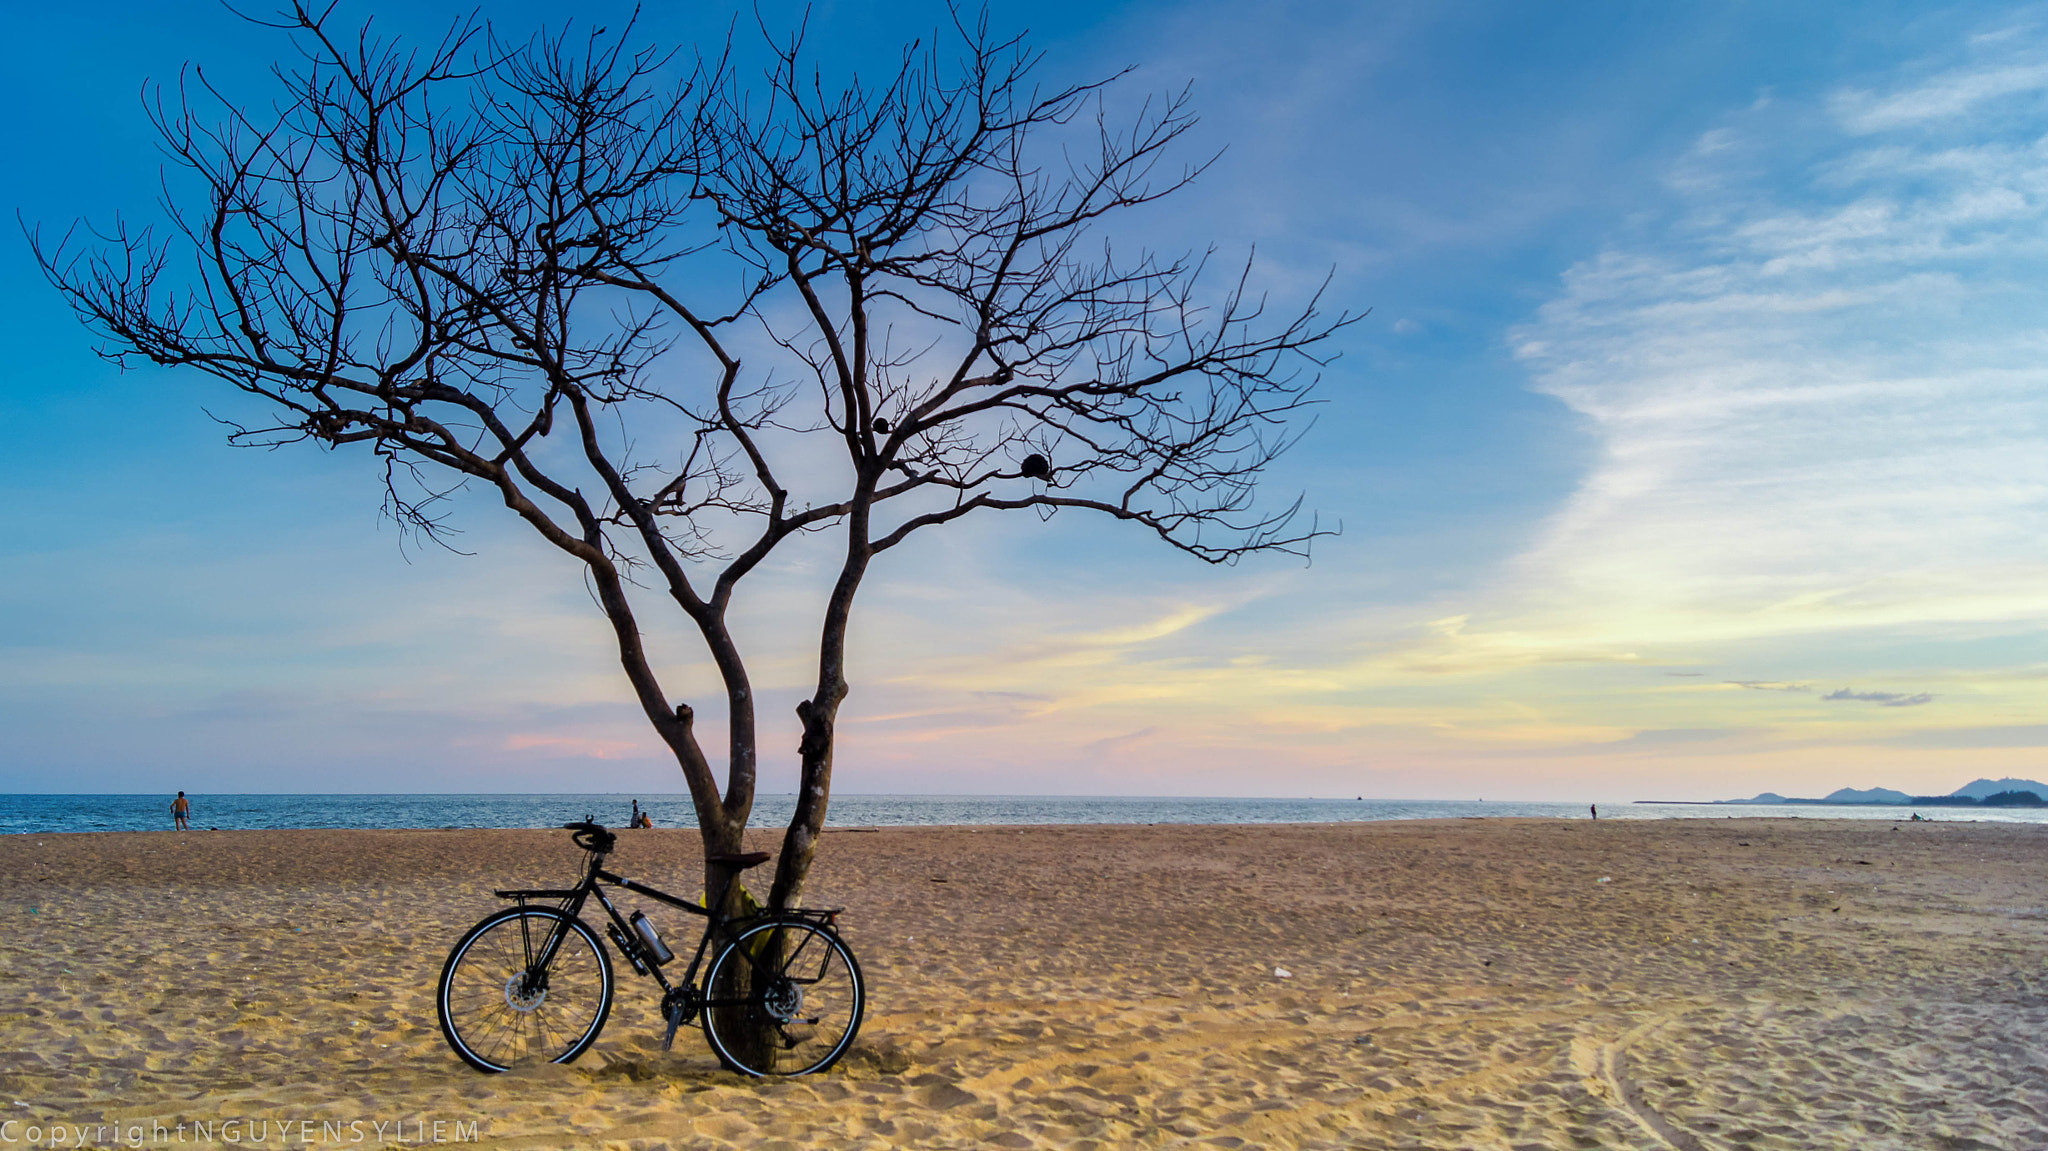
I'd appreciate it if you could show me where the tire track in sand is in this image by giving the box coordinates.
[1572,1010,1710,1151]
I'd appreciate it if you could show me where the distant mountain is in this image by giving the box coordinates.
[1982,789,2047,807]
[1715,781,2043,806]
[1949,777,2048,800]
[1823,786,1911,805]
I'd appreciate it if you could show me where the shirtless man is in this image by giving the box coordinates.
[172,791,191,831]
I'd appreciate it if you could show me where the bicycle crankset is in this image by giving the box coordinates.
[660,986,701,1049]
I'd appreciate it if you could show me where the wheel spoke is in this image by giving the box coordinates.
[700,920,862,1077]
[438,908,613,1073]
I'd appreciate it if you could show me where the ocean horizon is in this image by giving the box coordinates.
[9,792,2048,836]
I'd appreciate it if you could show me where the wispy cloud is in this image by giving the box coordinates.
[503,733,653,760]
[1496,34,2048,665]
[1082,726,1162,755]
[1822,689,1935,708]
[1550,728,1745,756]
[1885,724,2048,749]
[1832,62,2048,133]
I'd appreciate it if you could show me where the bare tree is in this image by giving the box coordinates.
[34,5,1350,912]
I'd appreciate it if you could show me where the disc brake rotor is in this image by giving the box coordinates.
[761,979,803,1022]
[504,971,548,1012]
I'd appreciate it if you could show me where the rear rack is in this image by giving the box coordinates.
[494,888,583,900]
[739,906,846,928]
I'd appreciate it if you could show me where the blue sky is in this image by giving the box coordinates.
[4,1,2046,799]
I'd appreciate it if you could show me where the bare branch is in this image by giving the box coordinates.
[34,4,1354,911]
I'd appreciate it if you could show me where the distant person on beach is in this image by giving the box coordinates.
[172,791,191,831]
[630,800,651,829]
[1590,804,1597,820]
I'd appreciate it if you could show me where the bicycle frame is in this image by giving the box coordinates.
[495,860,716,999]
[493,845,841,1008]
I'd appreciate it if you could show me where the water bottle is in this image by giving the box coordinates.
[630,910,674,966]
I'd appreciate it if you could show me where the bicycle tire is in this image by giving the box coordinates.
[437,906,614,1073]
[701,918,864,1076]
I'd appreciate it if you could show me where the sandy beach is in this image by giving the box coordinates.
[4,817,2047,1149]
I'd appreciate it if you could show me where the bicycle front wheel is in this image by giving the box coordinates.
[701,918,864,1076]
[437,907,614,1073]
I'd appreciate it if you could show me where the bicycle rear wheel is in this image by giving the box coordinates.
[701,918,864,1076]
[437,907,614,1073]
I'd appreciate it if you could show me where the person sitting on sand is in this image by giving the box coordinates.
[172,791,191,831]
[630,800,652,829]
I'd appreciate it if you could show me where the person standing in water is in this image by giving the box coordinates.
[172,791,191,831]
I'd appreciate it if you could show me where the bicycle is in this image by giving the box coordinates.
[436,820,864,1077]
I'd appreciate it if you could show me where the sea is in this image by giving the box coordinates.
[5,794,2047,836]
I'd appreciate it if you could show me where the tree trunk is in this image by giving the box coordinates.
[769,500,871,911]
[769,694,841,910]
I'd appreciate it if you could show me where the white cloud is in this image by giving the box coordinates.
[1493,31,2048,661]
[1833,62,2048,133]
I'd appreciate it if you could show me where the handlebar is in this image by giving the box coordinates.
[562,820,616,854]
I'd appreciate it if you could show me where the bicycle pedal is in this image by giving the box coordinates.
[661,1007,683,1051]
